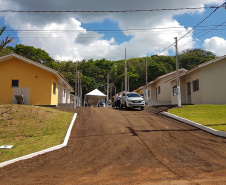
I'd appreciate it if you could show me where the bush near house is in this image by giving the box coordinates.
[168,105,226,132]
[0,104,73,163]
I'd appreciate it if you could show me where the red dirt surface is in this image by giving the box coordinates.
[0,106,226,185]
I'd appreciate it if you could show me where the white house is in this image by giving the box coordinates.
[134,69,187,106]
[170,55,226,105]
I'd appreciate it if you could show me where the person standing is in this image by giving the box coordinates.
[116,93,121,108]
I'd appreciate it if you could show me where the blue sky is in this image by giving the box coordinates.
[0,16,20,46]
[0,0,225,61]
[81,19,133,44]
[174,5,226,51]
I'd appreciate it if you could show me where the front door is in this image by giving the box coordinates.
[187,82,191,104]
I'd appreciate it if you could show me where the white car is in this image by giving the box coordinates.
[120,92,145,110]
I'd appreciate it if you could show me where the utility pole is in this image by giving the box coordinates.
[128,75,129,92]
[78,70,80,106]
[80,78,82,107]
[125,48,127,92]
[175,37,182,107]
[107,72,109,107]
[145,57,148,103]
[110,84,112,106]
[75,62,78,96]
[74,61,78,109]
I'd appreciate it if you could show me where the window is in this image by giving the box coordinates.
[192,79,199,92]
[148,90,150,97]
[158,86,160,94]
[11,80,19,87]
[173,85,177,96]
[53,82,56,94]
[127,93,140,97]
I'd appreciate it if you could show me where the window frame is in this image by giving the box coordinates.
[192,79,199,92]
[158,86,160,94]
[53,82,56,95]
[11,79,19,87]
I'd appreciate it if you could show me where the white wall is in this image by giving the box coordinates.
[171,69,202,105]
[201,58,226,104]
[148,71,182,105]
[171,58,226,105]
[58,82,71,104]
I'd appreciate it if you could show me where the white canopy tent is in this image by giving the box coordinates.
[84,89,107,107]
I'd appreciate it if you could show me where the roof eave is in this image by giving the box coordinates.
[0,53,74,92]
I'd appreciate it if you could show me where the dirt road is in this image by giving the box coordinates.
[1,107,226,185]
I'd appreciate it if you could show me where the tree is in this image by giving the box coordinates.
[0,26,14,53]
[9,44,54,64]
[148,59,168,81]
[179,49,216,70]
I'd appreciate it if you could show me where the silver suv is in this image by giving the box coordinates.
[120,92,145,110]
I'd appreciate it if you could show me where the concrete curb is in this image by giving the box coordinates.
[0,113,77,168]
[162,111,226,138]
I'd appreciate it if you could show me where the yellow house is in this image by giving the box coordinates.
[0,53,74,106]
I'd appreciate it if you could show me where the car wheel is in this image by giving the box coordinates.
[141,107,144,110]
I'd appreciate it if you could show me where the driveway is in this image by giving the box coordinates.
[0,107,226,184]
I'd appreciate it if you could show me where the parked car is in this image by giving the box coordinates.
[120,92,145,110]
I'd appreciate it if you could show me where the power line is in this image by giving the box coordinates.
[0,6,218,13]
[177,3,226,42]
[1,5,225,55]
[179,21,226,49]
[155,2,226,55]
[2,24,225,40]
[5,25,226,32]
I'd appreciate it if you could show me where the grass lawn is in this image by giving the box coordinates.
[168,104,226,132]
[0,104,74,163]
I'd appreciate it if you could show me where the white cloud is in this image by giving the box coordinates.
[203,37,226,56]
[0,0,223,60]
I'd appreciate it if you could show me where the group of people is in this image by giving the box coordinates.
[97,100,104,107]
[114,93,122,108]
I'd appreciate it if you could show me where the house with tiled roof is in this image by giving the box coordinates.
[170,55,226,105]
[134,68,187,106]
[0,53,74,106]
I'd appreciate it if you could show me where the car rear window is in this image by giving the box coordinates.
[127,93,140,97]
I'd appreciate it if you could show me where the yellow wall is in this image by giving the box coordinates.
[0,58,58,105]
[136,89,142,95]
[51,75,58,105]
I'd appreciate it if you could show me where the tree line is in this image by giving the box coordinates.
[1,43,216,97]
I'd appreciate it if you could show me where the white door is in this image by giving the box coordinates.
[187,82,191,104]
